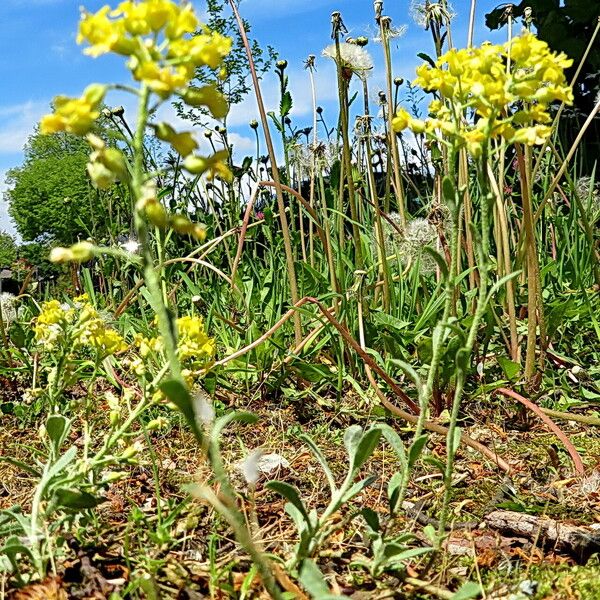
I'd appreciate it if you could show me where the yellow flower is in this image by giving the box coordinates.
[165,2,198,39]
[392,108,411,132]
[176,315,215,363]
[169,214,207,240]
[168,31,232,69]
[154,123,198,157]
[86,134,129,189]
[83,318,127,355]
[508,125,552,146]
[144,199,169,228]
[34,300,67,345]
[40,84,106,136]
[408,32,573,158]
[462,128,486,159]
[49,241,95,264]
[78,6,137,57]
[183,150,233,183]
[133,60,193,97]
[181,85,229,119]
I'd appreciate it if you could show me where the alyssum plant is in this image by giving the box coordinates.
[392,32,574,533]
[0,0,280,592]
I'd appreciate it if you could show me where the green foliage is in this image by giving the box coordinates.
[5,129,129,245]
[0,231,17,267]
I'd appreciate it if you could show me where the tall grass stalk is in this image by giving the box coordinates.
[229,0,302,345]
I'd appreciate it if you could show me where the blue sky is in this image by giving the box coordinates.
[0,0,507,235]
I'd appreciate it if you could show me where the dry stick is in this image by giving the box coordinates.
[533,97,600,226]
[496,387,585,475]
[515,145,540,384]
[332,13,363,268]
[540,408,600,427]
[307,57,318,268]
[467,0,477,47]
[362,77,392,310]
[258,181,328,247]
[230,183,260,289]
[229,0,302,346]
[405,577,454,600]
[494,9,519,361]
[546,142,600,285]
[161,257,241,293]
[259,180,339,294]
[212,296,418,412]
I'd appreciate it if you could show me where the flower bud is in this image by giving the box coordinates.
[70,241,95,262]
[147,417,168,431]
[249,119,259,130]
[183,154,208,175]
[170,214,194,235]
[276,60,288,71]
[102,471,128,483]
[144,199,168,229]
[50,247,74,263]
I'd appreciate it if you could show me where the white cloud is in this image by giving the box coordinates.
[224,61,341,129]
[227,131,255,155]
[0,101,47,155]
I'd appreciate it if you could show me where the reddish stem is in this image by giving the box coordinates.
[496,387,585,475]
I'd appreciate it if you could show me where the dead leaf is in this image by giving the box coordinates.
[9,577,67,600]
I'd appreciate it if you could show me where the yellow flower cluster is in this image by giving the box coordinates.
[86,134,129,189]
[40,85,106,136]
[176,315,215,363]
[132,315,215,386]
[77,0,231,99]
[393,33,574,157]
[34,295,127,357]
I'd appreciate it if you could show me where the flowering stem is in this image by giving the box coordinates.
[132,84,181,383]
[229,0,302,346]
[438,153,492,537]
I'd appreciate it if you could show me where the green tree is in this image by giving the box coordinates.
[5,128,128,245]
[0,231,17,267]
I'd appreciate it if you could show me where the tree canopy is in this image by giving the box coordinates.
[0,231,17,268]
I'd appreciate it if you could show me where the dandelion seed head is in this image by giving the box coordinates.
[374,215,439,274]
[121,238,140,253]
[322,43,374,79]
[194,388,215,427]
[576,176,600,218]
[0,293,17,325]
[238,448,264,486]
[410,0,456,28]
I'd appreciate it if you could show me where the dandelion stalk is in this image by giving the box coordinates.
[378,14,406,226]
[331,12,364,268]
[229,0,302,345]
